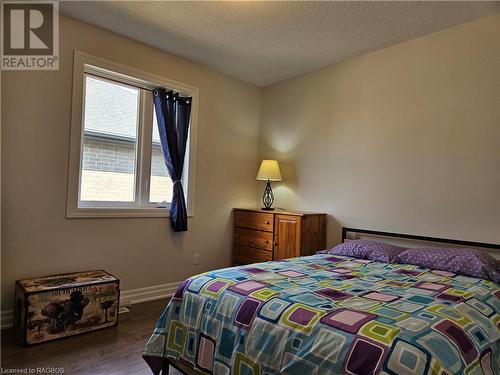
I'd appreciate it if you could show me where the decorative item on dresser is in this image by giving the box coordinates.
[256,160,282,210]
[233,208,327,265]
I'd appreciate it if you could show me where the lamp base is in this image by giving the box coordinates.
[261,207,275,211]
[262,180,275,210]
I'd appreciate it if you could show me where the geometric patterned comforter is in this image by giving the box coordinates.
[143,254,500,375]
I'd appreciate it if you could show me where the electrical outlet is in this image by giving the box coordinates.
[193,253,200,265]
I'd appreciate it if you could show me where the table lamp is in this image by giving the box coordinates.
[256,160,282,210]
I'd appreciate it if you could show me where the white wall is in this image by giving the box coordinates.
[1,15,262,312]
[260,14,500,246]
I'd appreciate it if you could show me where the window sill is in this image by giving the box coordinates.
[66,207,193,219]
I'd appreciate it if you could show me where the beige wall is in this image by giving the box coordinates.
[1,16,261,311]
[2,13,499,314]
[260,14,500,246]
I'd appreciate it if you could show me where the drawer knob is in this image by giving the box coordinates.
[265,240,269,244]
[266,221,270,225]
[274,242,278,246]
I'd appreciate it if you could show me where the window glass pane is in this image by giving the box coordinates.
[149,107,173,203]
[80,75,139,203]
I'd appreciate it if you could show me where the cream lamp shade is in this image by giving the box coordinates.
[256,160,282,181]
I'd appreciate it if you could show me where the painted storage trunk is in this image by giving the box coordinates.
[14,270,120,345]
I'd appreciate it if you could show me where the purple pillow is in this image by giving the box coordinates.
[396,247,500,282]
[326,240,405,263]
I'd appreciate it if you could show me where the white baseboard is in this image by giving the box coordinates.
[0,281,181,330]
[1,310,14,330]
[120,281,181,306]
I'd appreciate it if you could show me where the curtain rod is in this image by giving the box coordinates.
[85,71,191,99]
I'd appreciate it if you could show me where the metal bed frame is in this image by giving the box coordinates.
[341,227,500,249]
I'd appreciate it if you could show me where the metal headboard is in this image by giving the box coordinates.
[342,227,500,250]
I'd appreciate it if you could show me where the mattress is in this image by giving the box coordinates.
[143,254,500,374]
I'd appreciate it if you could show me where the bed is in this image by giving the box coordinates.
[143,227,500,375]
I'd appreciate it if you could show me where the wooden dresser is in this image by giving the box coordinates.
[233,208,327,265]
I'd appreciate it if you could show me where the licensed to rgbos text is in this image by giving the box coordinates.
[0,368,64,374]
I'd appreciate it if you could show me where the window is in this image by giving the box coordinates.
[67,52,197,218]
[80,75,140,204]
[150,107,173,204]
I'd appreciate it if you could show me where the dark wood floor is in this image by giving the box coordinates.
[1,299,181,375]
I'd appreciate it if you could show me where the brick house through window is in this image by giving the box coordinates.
[80,75,172,204]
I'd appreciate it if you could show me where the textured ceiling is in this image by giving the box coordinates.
[60,1,499,86]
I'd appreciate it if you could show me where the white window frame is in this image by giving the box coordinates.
[66,51,198,218]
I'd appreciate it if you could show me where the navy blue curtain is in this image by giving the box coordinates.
[153,88,192,232]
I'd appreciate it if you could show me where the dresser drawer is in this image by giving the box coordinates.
[234,246,273,264]
[234,228,273,251]
[234,210,274,232]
